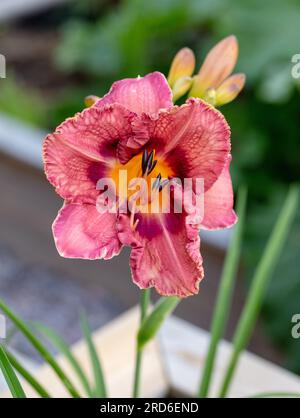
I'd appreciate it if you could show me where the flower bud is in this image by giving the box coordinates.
[216,73,246,106]
[189,35,238,98]
[84,95,100,107]
[168,48,195,88]
[172,76,193,102]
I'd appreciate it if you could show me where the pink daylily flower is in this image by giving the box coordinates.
[43,71,236,297]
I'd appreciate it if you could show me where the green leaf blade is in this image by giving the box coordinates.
[4,349,50,398]
[35,323,93,397]
[198,186,247,398]
[0,345,26,398]
[137,296,180,350]
[0,299,81,398]
[249,391,300,398]
[80,313,107,398]
[219,185,299,398]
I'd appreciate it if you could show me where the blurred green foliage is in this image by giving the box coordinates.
[55,0,300,98]
[245,188,300,373]
[0,0,299,371]
[0,75,47,127]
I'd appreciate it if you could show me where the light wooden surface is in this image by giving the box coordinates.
[1,307,168,398]
[160,316,300,398]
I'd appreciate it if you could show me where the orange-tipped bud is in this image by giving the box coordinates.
[216,73,246,106]
[168,47,195,88]
[189,35,238,98]
[172,76,193,102]
[84,95,100,107]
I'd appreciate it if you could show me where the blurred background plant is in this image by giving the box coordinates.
[0,0,299,373]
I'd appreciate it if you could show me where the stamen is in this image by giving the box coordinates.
[141,149,148,175]
[159,179,170,192]
[133,218,139,230]
[130,200,137,230]
[152,173,162,191]
[148,159,157,175]
[141,149,157,176]
[146,150,155,174]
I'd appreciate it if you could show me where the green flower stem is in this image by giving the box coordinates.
[198,186,247,398]
[218,185,299,398]
[133,289,150,398]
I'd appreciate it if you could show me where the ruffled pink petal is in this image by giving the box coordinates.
[117,213,203,297]
[201,156,237,230]
[44,104,134,162]
[144,98,231,192]
[43,104,135,203]
[116,115,151,164]
[95,72,173,115]
[53,203,121,260]
[43,136,102,204]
